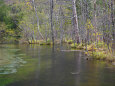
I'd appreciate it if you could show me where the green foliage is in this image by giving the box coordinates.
[98,41,104,48]
[77,43,84,49]
[0,0,8,22]
[87,43,96,51]
[0,0,23,43]
[71,43,77,49]
[85,19,94,29]
[93,51,106,60]
[70,43,84,49]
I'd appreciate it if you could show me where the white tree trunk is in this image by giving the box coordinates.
[32,0,44,39]
[72,0,80,43]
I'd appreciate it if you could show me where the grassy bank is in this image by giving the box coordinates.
[69,41,115,64]
[20,39,53,45]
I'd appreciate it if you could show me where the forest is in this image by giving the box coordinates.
[0,0,115,61]
[0,0,115,86]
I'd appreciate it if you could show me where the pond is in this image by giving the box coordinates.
[0,44,115,86]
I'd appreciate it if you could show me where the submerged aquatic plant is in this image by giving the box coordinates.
[0,57,26,74]
[0,48,26,74]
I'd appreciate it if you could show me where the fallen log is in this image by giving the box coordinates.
[60,50,84,52]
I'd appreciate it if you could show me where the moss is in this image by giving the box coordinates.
[77,44,84,49]
[92,52,106,60]
[85,52,88,55]
[67,40,74,44]
[87,44,96,51]
[86,46,115,63]
[70,43,77,49]
[70,43,84,50]
[29,40,40,44]
[69,41,115,63]
[39,41,52,45]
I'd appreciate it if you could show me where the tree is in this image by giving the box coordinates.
[50,0,54,44]
[32,0,44,39]
[72,0,80,44]
[110,0,115,42]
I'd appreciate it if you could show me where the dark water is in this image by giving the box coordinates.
[0,44,115,86]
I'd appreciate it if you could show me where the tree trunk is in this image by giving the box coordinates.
[50,0,54,45]
[94,0,97,46]
[72,0,80,44]
[111,0,115,42]
[32,0,44,40]
[59,6,64,44]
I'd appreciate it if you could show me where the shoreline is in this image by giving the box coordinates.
[0,40,115,65]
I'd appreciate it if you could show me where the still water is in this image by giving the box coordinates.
[0,44,115,86]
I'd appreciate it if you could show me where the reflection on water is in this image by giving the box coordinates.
[0,44,115,86]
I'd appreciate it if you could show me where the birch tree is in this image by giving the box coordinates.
[32,0,44,39]
[72,0,80,44]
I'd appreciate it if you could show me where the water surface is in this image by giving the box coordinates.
[0,44,115,86]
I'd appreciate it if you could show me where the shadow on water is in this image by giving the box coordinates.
[0,44,115,86]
